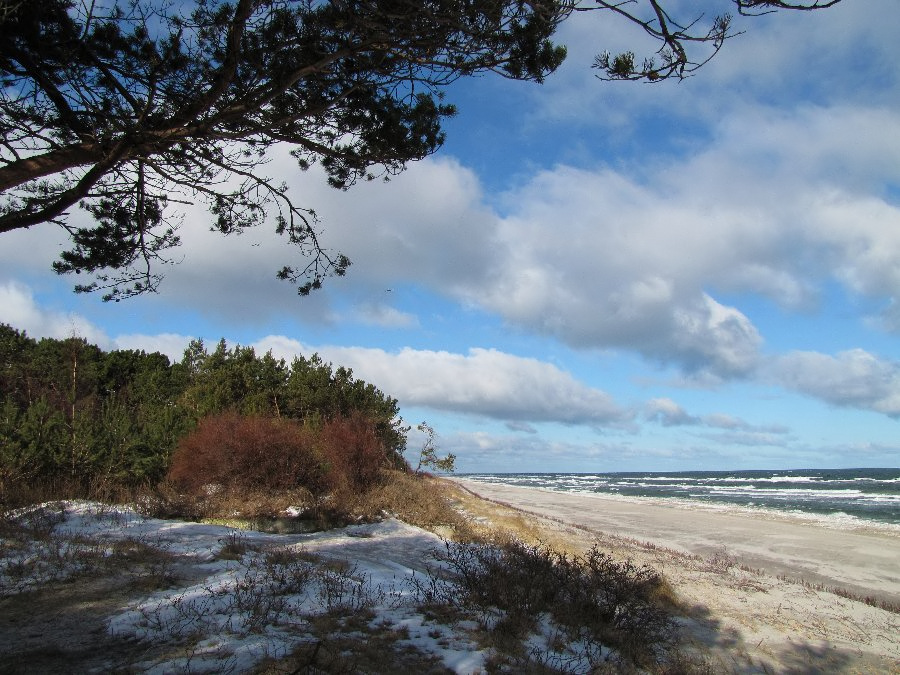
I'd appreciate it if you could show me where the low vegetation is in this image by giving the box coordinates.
[1,321,697,672]
[413,538,678,671]
[2,491,697,673]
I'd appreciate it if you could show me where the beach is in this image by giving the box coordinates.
[452,478,900,606]
[452,477,900,672]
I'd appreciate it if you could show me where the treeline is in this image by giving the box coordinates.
[0,324,407,496]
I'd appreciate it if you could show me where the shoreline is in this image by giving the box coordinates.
[457,481,900,535]
[451,477,900,607]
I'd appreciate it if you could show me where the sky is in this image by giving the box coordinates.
[2,1,899,473]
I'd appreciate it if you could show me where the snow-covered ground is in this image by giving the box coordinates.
[1,501,490,673]
[6,489,899,673]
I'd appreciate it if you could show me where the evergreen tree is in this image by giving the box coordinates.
[0,0,837,299]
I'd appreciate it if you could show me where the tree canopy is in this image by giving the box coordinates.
[0,0,841,300]
[0,323,408,489]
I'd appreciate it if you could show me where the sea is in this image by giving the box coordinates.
[460,468,900,531]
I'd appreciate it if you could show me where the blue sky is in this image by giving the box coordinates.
[2,1,899,472]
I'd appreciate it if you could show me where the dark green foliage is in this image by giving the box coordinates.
[0,324,193,492]
[0,324,409,501]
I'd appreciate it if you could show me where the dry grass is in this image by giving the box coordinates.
[140,470,468,536]
[254,612,454,674]
[775,573,900,614]
[1,476,713,673]
[347,471,473,534]
[0,502,181,598]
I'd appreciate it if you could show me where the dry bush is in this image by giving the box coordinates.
[160,413,410,526]
[261,612,450,674]
[142,481,319,523]
[1,503,181,599]
[166,413,329,495]
[415,539,677,670]
[318,413,388,494]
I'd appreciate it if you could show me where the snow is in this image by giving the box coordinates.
[2,500,489,673]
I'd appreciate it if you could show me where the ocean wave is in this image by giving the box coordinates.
[461,470,900,527]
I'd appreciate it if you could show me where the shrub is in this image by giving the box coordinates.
[166,413,329,495]
[416,539,676,668]
[318,412,389,493]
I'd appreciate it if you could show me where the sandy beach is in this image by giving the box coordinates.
[452,478,900,606]
[452,477,900,672]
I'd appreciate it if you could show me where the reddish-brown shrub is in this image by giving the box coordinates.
[318,413,388,493]
[166,413,329,495]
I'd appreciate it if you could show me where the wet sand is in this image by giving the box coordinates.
[453,478,900,606]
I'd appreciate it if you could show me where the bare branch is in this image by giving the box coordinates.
[735,0,842,16]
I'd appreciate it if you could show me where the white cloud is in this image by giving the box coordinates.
[771,349,900,418]
[542,0,900,129]
[0,281,193,361]
[695,415,792,448]
[256,336,632,429]
[698,430,791,448]
[645,398,791,441]
[444,431,641,473]
[3,2,897,389]
[0,281,108,345]
[7,96,900,383]
[53,94,895,381]
[444,163,769,378]
[431,101,899,377]
[505,420,538,434]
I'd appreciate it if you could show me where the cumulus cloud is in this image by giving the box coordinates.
[7,96,900,383]
[434,100,899,377]
[0,281,108,345]
[771,349,900,417]
[66,152,501,326]
[0,281,194,361]
[256,336,633,429]
[446,163,771,378]
[3,1,898,387]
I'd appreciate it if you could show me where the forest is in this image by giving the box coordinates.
[0,323,410,505]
